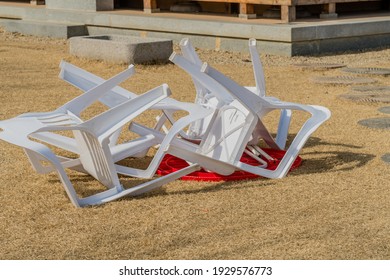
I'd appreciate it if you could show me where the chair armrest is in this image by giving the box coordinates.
[169,52,234,105]
[82,84,172,140]
[59,60,138,107]
[56,65,135,116]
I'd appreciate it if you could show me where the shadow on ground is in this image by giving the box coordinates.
[47,136,375,202]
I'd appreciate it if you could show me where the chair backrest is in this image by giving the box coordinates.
[178,38,277,146]
[72,83,171,189]
[59,60,137,108]
[57,65,169,190]
[170,52,258,170]
[73,130,120,188]
[199,100,258,164]
[179,39,232,139]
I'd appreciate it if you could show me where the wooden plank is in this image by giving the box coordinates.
[240,3,255,14]
[195,0,293,5]
[320,2,337,19]
[322,2,336,13]
[143,0,156,10]
[296,0,379,5]
[143,0,159,12]
[141,0,381,21]
[239,3,256,18]
[281,5,296,22]
[193,0,377,5]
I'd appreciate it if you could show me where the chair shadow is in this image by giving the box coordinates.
[292,150,375,176]
[287,135,374,176]
[47,137,375,202]
[287,135,364,149]
[118,137,375,200]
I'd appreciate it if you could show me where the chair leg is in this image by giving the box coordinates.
[27,144,83,207]
[78,164,201,207]
[275,109,292,150]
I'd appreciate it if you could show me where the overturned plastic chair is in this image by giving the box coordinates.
[0,65,207,207]
[58,44,288,178]
[60,53,330,180]
[57,60,220,175]
[169,52,331,178]
[119,53,328,179]
[59,60,211,142]
[58,60,272,177]
[177,38,292,150]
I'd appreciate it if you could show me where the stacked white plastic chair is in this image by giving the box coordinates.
[169,51,330,178]
[177,38,292,150]
[0,38,331,207]
[0,65,214,207]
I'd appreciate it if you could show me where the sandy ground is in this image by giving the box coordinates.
[0,28,390,260]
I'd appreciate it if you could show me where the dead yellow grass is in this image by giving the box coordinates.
[0,28,390,260]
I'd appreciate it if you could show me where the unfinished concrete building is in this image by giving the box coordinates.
[0,0,389,55]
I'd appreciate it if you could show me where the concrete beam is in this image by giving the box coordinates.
[46,0,114,11]
[1,19,87,39]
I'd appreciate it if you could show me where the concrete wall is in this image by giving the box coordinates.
[46,0,114,11]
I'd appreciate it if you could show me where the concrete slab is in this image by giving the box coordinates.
[378,107,390,114]
[352,86,390,92]
[69,35,173,64]
[358,118,390,129]
[342,67,390,76]
[293,63,345,70]
[382,154,390,164]
[311,76,376,85]
[339,93,390,103]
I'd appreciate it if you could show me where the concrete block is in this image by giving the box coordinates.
[69,35,173,64]
[2,19,87,39]
[30,0,45,5]
[144,9,161,13]
[319,13,338,19]
[238,14,257,19]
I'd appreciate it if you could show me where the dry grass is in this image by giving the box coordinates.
[1,28,390,260]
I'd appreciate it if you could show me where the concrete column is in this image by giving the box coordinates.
[238,3,256,19]
[281,5,296,23]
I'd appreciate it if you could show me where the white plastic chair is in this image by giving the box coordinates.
[169,52,331,178]
[171,51,280,152]
[58,60,220,174]
[60,54,330,180]
[178,38,292,149]
[59,60,256,177]
[247,38,292,149]
[0,65,207,207]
